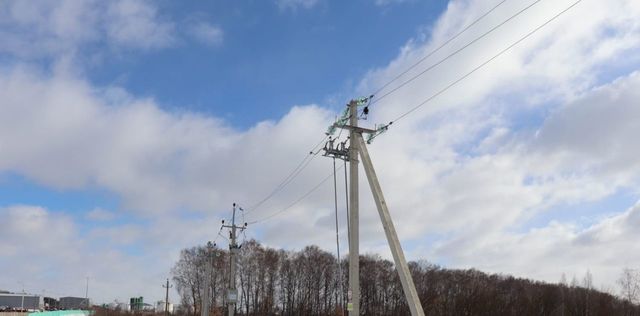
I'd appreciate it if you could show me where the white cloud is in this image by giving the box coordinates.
[188,21,224,47]
[275,0,321,11]
[0,204,177,302]
[431,201,640,291]
[85,208,117,221]
[0,0,175,58]
[0,65,333,215]
[374,0,412,7]
[104,0,175,50]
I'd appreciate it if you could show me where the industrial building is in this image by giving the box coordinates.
[0,293,44,310]
[130,297,143,312]
[59,296,90,309]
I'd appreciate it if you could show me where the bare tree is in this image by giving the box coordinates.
[618,268,640,304]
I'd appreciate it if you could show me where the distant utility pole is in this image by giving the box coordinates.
[222,203,247,316]
[325,97,425,316]
[201,242,215,316]
[85,277,89,309]
[19,281,24,311]
[163,278,173,316]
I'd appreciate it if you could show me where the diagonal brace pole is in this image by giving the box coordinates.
[354,133,425,316]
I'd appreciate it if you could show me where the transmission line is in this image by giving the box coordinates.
[370,0,543,107]
[387,0,583,124]
[371,0,508,97]
[247,163,344,224]
[245,134,329,214]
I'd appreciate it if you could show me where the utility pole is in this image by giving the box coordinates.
[19,282,24,311]
[85,277,89,309]
[325,97,425,316]
[201,242,214,316]
[163,278,173,316]
[347,100,360,316]
[222,203,246,316]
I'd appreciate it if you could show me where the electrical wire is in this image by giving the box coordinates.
[211,225,224,245]
[247,163,345,224]
[332,157,344,308]
[388,0,583,124]
[370,0,544,107]
[371,0,508,97]
[245,134,329,214]
[217,230,230,243]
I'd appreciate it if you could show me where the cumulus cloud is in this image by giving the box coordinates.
[374,0,412,7]
[0,204,178,302]
[85,208,117,221]
[0,0,175,58]
[104,0,175,50]
[188,21,224,47]
[0,65,334,215]
[431,201,640,289]
[275,0,321,11]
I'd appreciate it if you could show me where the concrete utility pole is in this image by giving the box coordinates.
[201,242,215,316]
[163,278,173,316]
[347,100,360,316]
[19,282,24,311]
[222,203,246,316]
[326,97,425,316]
[85,277,89,309]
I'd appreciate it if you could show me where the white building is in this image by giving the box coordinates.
[0,293,44,310]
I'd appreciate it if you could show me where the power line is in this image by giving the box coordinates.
[388,0,583,124]
[247,163,344,224]
[245,134,329,214]
[371,0,508,97]
[370,0,543,107]
[331,157,344,309]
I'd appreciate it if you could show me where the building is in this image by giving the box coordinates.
[44,297,60,310]
[0,293,44,310]
[130,297,143,312]
[60,296,90,309]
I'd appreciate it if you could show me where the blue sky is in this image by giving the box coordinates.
[80,0,446,126]
[1,0,640,304]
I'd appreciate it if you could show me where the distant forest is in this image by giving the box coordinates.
[171,240,640,316]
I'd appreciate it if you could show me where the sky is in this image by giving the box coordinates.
[1,0,640,305]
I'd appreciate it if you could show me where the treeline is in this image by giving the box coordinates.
[171,239,640,316]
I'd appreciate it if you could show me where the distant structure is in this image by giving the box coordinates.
[130,297,144,312]
[142,303,155,312]
[60,296,90,309]
[0,293,44,310]
[44,297,60,309]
